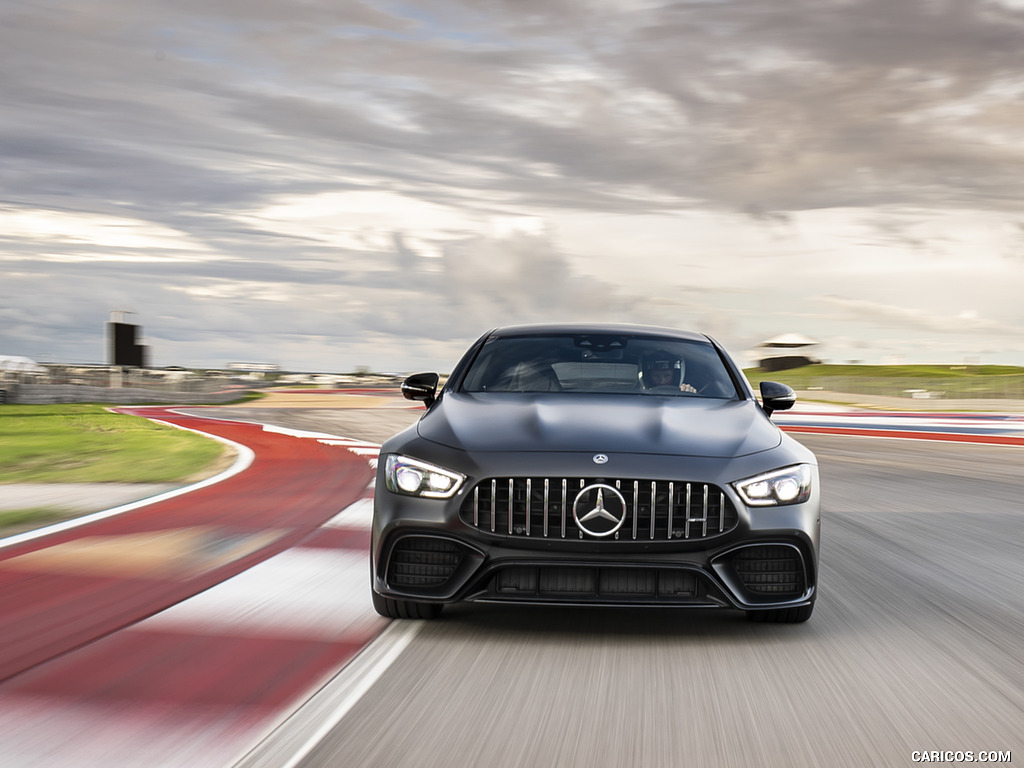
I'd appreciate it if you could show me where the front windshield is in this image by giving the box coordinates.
[460,333,738,398]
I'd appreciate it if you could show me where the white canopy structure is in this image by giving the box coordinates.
[756,333,820,349]
[752,335,821,371]
[0,355,45,373]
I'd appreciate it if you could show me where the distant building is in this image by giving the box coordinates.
[107,310,148,368]
[753,333,821,372]
[227,362,280,373]
[0,355,45,373]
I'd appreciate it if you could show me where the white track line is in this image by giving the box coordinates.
[324,498,374,529]
[231,620,423,768]
[138,547,382,641]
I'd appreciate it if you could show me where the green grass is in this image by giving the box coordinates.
[744,364,1024,400]
[0,404,227,484]
[0,507,75,529]
[226,390,267,404]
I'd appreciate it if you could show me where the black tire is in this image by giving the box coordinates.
[747,603,814,623]
[372,591,443,619]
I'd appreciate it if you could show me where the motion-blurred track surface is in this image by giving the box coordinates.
[3,400,1020,767]
[245,417,1021,768]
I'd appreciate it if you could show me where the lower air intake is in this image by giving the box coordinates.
[731,545,805,598]
[387,537,463,589]
[488,565,708,604]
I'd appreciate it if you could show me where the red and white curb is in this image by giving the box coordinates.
[0,426,403,768]
[775,409,1024,446]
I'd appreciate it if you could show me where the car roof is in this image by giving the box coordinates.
[483,323,712,344]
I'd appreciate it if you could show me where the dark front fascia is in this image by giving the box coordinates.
[371,444,819,611]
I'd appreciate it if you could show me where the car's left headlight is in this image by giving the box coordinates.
[384,454,465,499]
[733,464,812,506]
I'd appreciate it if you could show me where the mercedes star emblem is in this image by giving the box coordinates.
[573,484,627,537]
[593,454,609,464]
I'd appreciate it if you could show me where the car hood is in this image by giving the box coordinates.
[416,392,781,458]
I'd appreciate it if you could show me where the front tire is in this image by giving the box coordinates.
[372,591,443,619]
[746,603,814,623]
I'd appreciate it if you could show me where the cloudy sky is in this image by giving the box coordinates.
[3,0,1024,372]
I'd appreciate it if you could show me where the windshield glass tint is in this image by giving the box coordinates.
[461,334,738,398]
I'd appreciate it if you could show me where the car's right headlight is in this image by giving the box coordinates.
[384,454,465,499]
[733,464,812,506]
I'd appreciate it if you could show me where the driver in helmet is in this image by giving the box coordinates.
[641,352,697,393]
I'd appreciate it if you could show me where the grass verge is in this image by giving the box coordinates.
[0,404,228,484]
[0,507,75,531]
[744,364,1024,400]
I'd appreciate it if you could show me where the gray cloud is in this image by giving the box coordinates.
[2,0,1024,369]
[816,295,1024,337]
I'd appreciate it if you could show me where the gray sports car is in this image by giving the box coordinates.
[371,324,820,622]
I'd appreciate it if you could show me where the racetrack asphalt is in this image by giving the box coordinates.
[0,391,1021,767]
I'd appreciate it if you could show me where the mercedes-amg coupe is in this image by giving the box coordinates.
[371,324,820,622]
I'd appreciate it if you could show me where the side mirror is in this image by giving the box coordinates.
[401,372,440,406]
[759,380,796,417]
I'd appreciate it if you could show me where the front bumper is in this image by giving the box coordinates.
[371,458,820,612]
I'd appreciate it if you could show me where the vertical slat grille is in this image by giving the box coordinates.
[561,479,568,538]
[648,482,656,540]
[525,478,532,536]
[543,479,550,538]
[631,481,638,539]
[460,477,738,540]
[507,479,514,535]
[490,479,496,533]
